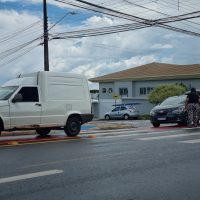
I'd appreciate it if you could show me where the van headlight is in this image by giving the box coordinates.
[172,106,185,114]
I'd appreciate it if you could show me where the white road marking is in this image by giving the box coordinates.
[91,129,182,139]
[137,132,200,141]
[0,170,63,184]
[85,129,149,137]
[179,139,200,144]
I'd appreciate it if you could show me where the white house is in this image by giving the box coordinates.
[89,62,200,119]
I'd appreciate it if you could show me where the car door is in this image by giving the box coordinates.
[110,107,120,119]
[119,106,127,118]
[9,86,42,128]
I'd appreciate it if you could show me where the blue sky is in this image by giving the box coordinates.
[0,0,200,88]
[0,1,94,26]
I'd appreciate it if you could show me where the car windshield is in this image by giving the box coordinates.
[112,107,120,112]
[160,95,186,106]
[0,86,18,100]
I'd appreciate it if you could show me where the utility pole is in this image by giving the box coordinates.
[43,0,49,71]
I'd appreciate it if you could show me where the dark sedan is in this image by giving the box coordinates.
[150,95,187,127]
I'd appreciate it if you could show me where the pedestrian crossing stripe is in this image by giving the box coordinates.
[179,139,200,143]
[137,132,200,141]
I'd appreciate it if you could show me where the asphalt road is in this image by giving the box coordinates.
[0,127,200,200]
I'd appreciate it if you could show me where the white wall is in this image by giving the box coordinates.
[98,99,122,119]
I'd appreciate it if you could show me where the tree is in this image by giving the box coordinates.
[148,84,187,105]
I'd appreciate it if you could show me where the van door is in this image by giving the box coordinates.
[9,86,41,128]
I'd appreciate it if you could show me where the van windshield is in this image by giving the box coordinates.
[0,86,18,100]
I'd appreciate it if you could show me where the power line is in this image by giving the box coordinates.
[48,11,76,31]
[0,44,40,67]
[0,36,42,60]
[54,0,200,37]
[123,0,200,28]
[52,22,149,39]
[0,20,42,44]
[54,0,147,23]
[51,1,200,38]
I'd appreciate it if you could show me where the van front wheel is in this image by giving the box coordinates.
[64,117,81,137]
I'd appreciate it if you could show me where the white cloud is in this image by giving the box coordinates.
[151,44,173,49]
[0,2,199,90]
[0,10,41,31]
[84,16,114,26]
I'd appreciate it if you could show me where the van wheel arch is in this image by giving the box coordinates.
[66,114,82,124]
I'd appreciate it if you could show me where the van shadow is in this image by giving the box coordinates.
[36,135,52,139]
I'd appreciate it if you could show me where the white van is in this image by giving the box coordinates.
[0,71,93,136]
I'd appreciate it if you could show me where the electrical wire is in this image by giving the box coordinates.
[51,22,149,39]
[48,11,76,31]
[0,36,42,60]
[123,0,200,28]
[0,20,42,44]
[0,44,40,67]
[53,0,200,38]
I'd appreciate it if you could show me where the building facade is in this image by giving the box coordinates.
[90,62,200,119]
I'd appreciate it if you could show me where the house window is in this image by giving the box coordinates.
[119,88,128,96]
[140,88,146,95]
[102,88,106,93]
[108,88,113,93]
[140,87,154,95]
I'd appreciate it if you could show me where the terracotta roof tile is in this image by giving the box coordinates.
[89,62,200,82]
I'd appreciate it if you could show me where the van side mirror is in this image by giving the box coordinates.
[12,93,23,103]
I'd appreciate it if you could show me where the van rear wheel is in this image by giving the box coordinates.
[64,117,81,137]
[36,128,51,136]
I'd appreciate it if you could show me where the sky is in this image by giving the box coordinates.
[0,0,200,89]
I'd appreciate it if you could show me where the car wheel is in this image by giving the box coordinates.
[36,128,51,136]
[124,114,129,120]
[64,117,81,137]
[105,115,110,120]
[152,122,160,127]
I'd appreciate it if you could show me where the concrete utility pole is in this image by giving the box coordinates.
[43,0,49,71]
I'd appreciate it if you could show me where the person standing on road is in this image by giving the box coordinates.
[186,88,200,127]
